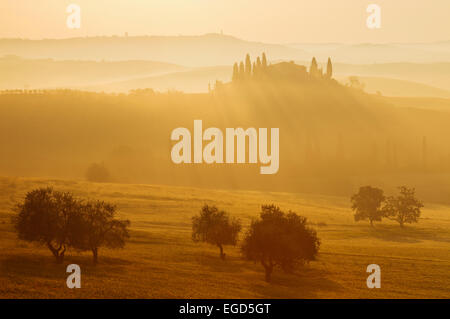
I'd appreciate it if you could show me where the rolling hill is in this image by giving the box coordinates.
[288,42,450,64]
[3,55,450,97]
[84,66,232,93]
[331,62,450,91]
[338,76,450,99]
[0,34,309,66]
[0,55,186,90]
[0,176,449,298]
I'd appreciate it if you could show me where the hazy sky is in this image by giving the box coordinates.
[1,0,449,43]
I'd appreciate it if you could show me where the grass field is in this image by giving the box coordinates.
[0,176,449,299]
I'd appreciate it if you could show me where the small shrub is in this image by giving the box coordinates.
[86,162,111,183]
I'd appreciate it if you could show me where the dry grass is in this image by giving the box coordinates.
[0,176,449,298]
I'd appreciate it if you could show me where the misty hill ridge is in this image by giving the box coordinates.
[288,42,450,64]
[85,66,232,93]
[2,35,450,67]
[346,76,450,99]
[0,55,186,89]
[4,54,450,95]
[0,34,308,66]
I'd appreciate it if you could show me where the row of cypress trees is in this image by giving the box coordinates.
[232,53,333,82]
[310,57,333,79]
[232,53,268,81]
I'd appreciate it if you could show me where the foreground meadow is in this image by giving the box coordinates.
[0,176,449,298]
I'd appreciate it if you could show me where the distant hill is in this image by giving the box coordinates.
[0,55,186,90]
[0,34,309,67]
[2,35,450,68]
[288,42,450,64]
[3,55,450,98]
[338,76,450,99]
[385,96,450,112]
[85,62,311,93]
[89,62,450,95]
[292,61,450,92]
[85,66,232,93]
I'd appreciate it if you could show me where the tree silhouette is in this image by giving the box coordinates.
[13,188,130,264]
[326,57,333,79]
[86,162,111,183]
[13,188,79,263]
[348,76,365,90]
[383,186,423,228]
[256,56,262,69]
[245,54,252,77]
[310,57,318,77]
[241,205,320,282]
[72,200,130,264]
[239,61,245,78]
[351,186,385,227]
[261,53,268,68]
[232,62,239,82]
[192,205,241,259]
[254,56,262,77]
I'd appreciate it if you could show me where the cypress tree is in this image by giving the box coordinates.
[310,57,318,77]
[261,53,268,68]
[326,57,333,79]
[239,61,245,78]
[245,54,252,76]
[232,62,239,81]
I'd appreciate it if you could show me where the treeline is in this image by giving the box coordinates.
[231,53,268,81]
[0,88,160,96]
[0,89,101,95]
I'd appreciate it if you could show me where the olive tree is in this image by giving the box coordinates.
[241,205,320,282]
[351,186,385,227]
[13,188,80,263]
[73,200,130,264]
[383,186,423,228]
[13,188,130,264]
[192,205,241,260]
